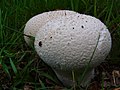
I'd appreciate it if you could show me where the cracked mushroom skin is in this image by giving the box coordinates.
[34,13,112,87]
[24,10,77,45]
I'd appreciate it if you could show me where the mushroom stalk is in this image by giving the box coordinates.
[53,68,94,87]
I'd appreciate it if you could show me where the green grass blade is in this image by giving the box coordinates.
[74,0,79,11]
[98,7,107,18]
[21,59,34,74]
[78,33,100,86]
[105,0,114,25]
[70,0,79,11]
[107,0,114,23]
[70,0,74,10]
[40,72,57,83]
[2,63,11,77]
[72,70,76,90]
[81,0,87,6]
[94,0,97,17]
[10,58,17,74]
[44,0,48,3]
[39,79,47,90]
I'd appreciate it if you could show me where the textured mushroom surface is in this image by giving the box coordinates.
[34,14,111,70]
[24,10,77,45]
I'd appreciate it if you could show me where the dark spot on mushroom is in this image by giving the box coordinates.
[86,21,87,22]
[81,25,84,28]
[39,41,42,47]
[68,43,70,45]
[65,12,66,16]
[100,28,104,31]
[50,36,52,39]
[73,27,74,29]
[78,16,79,17]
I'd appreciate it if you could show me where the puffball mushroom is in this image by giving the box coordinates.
[34,13,112,87]
[24,10,77,45]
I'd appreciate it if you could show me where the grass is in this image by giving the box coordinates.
[0,0,120,89]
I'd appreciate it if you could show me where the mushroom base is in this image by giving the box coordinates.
[53,68,94,87]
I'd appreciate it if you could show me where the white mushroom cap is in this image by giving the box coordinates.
[34,13,112,86]
[24,10,77,45]
[35,14,111,70]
